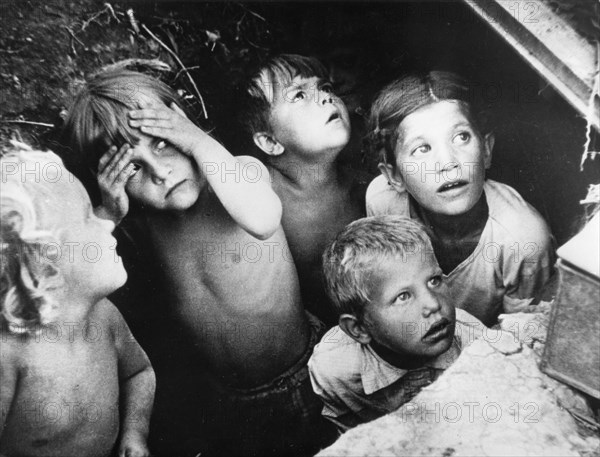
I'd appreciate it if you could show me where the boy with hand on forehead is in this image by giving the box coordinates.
[309,216,487,432]
[64,69,334,455]
[239,54,370,327]
[366,72,555,326]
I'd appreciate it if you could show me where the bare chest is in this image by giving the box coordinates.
[9,336,120,437]
[280,190,363,265]
[149,200,298,311]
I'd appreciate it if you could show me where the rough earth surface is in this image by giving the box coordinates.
[318,305,600,457]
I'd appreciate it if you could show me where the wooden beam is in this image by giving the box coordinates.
[463,0,599,130]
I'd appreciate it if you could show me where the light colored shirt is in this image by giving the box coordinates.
[308,309,485,431]
[366,177,555,325]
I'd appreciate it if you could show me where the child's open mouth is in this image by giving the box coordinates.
[422,317,451,342]
[326,112,341,123]
[438,180,468,193]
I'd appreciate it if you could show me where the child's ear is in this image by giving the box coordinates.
[378,162,406,194]
[339,314,372,345]
[170,102,189,120]
[483,132,495,169]
[253,132,284,157]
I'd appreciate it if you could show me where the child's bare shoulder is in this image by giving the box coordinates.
[88,298,127,339]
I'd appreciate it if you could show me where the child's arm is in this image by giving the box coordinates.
[0,338,18,441]
[502,222,556,313]
[129,102,282,240]
[94,143,136,225]
[102,300,155,457]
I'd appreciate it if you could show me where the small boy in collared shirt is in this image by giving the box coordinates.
[309,216,486,432]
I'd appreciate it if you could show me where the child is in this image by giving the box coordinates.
[0,146,155,457]
[366,71,555,326]
[309,216,487,432]
[239,54,371,326]
[63,70,335,455]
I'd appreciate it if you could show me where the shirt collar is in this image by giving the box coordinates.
[360,337,461,395]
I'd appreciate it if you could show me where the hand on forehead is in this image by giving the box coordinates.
[134,92,166,108]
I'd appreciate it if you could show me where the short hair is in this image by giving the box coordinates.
[1,144,66,334]
[367,71,489,166]
[64,69,186,172]
[238,54,330,136]
[322,216,434,320]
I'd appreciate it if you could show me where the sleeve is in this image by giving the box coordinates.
[308,355,352,422]
[502,216,557,314]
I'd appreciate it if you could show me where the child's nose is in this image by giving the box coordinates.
[320,91,334,105]
[421,291,442,316]
[151,163,172,185]
[437,143,459,168]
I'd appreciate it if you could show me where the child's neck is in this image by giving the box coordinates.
[270,150,340,192]
[414,193,489,274]
[47,291,95,332]
[414,192,488,238]
[369,339,436,370]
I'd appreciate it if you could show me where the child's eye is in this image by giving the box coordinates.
[412,144,430,155]
[293,91,306,102]
[128,163,142,177]
[429,275,443,287]
[453,132,471,144]
[395,291,411,302]
[320,83,334,93]
[155,140,168,153]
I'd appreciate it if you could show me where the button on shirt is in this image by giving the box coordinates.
[308,309,485,431]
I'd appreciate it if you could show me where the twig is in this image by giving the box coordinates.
[141,23,208,119]
[236,3,266,22]
[98,58,172,75]
[175,65,201,80]
[64,25,85,54]
[81,3,119,31]
[580,47,599,170]
[0,46,28,54]
[104,3,119,22]
[1,120,55,128]
[126,8,140,34]
[245,36,268,51]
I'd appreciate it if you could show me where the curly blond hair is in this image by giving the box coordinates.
[1,143,65,333]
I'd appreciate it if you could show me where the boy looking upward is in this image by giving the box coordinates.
[309,216,486,432]
[64,70,333,455]
[239,54,370,326]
